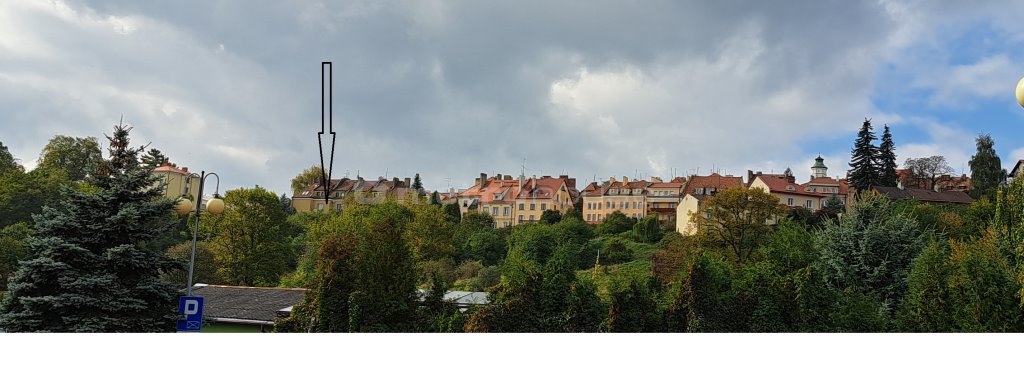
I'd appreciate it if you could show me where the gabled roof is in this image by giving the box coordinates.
[873,186,974,204]
[152,162,190,176]
[753,175,823,197]
[1012,160,1024,177]
[190,285,307,324]
[683,173,743,195]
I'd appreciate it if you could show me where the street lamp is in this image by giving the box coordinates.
[1016,76,1024,108]
[174,171,223,296]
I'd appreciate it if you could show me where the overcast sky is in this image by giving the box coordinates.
[3,0,1024,195]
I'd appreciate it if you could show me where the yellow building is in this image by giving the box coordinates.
[153,163,200,202]
[675,194,704,235]
[645,177,685,222]
[674,173,744,235]
[291,176,421,213]
[748,173,824,211]
[513,175,577,224]
[582,176,651,224]
[457,173,578,227]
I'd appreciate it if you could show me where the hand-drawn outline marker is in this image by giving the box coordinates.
[318,61,335,204]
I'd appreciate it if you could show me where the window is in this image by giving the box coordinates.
[530,216,535,221]
[587,214,591,221]
[492,207,498,215]
[504,207,510,216]
[336,205,343,212]
[541,203,547,210]
[787,198,794,206]
[482,209,489,215]
[317,203,324,211]
[519,203,525,210]
[805,200,812,208]
[530,203,536,210]
[519,215,524,222]
[696,188,704,195]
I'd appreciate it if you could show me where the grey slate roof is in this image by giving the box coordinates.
[872,186,974,205]
[190,285,307,323]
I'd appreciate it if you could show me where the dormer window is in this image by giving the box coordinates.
[786,186,795,191]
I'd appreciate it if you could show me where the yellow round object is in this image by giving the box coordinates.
[174,198,193,217]
[1017,76,1024,108]
[206,198,226,215]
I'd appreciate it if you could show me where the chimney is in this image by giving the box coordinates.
[404,177,411,186]
[518,173,524,191]
[787,175,795,184]
[651,176,662,183]
[609,177,616,183]
[393,177,399,185]
[504,175,512,181]
[496,173,503,182]
[623,176,629,183]
[480,173,488,189]
[182,167,189,173]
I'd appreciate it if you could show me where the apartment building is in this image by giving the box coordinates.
[645,177,686,222]
[291,176,421,213]
[674,173,744,235]
[457,173,578,227]
[152,162,200,201]
[582,176,652,224]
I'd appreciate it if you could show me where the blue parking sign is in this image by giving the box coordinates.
[177,296,204,332]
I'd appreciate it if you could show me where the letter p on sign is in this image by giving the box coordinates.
[184,299,200,315]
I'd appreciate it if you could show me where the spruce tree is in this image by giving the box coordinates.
[0,141,22,174]
[412,173,423,192]
[0,123,180,332]
[877,125,898,187]
[848,119,879,192]
[969,134,1005,199]
[140,147,169,170]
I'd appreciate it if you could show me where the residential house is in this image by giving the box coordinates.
[582,176,652,224]
[645,177,686,223]
[748,171,825,211]
[896,169,973,192]
[458,173,519,228]
[513,175,578,224]
[801,156,849,206]
[152,162,200,202]
[674,173,744,235]
[291,176,421,213]
[1012,160,1024,180]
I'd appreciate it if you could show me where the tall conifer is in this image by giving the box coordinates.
[0,123,180,332]
[877,125,898,187]
[848,119,879,192]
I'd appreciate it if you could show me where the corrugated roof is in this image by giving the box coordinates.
[190,285,307,323]
[873,186,974,204]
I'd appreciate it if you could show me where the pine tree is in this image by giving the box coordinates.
[848,119,879,193]
[0,123,180,332]
[969,134,1005,199]
[140,147,169,171]
[412,173,423,192]
[877,125,898,187]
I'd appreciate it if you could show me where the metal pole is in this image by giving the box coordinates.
[186,171,206,296]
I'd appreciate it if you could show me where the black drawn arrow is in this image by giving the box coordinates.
[318,61,335,204]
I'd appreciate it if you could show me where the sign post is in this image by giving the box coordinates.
[177,296,204,332]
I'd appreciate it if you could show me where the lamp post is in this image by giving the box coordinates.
[174,171,224,296]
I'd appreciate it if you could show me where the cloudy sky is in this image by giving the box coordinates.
[3,0,1024,195]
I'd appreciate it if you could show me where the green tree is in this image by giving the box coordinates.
[0,141,22,174]
[897,241,952,332]
[205,186,294,286]
[690,187,785,264]
[848,119,879,192]
[685,254,738,332]
[876,125,898,187]
[602,278,663,332]
[0,223,32,290]
[163,241,220,287]
[279,193,296,215]
[507,223,557,263]
[0,167,70,228]
[540,209,562,224]
[412,173,423,192]
[405,204,456,262]
[564,279,605,332]
[430,191,441,205]
[631,214,663,243]
[37,135,103,181]
[443,203,461,223]
[969,134,1005,199]
[346,202,419,332]
[0,123,180,332]
[946,233,1020,332]
[140,147,169,170]
[290,165,324,195]
[816,194,926,313]
[595,210,635,236]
